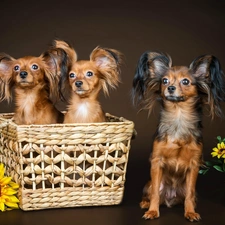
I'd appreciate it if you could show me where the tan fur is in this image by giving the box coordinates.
[141,67,202,222]
[133,51,225,222]
[0,54,63,125]
[51,40,123,123]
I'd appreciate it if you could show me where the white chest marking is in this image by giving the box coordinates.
[76,103,89,118]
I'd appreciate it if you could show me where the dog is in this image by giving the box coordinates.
[132,51,225,221]
[0,48,67,125]
[50,40,123,123]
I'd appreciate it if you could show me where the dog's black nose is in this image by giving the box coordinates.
[75,81,83,88]
[168,86,176,94]
[20,71,28,79]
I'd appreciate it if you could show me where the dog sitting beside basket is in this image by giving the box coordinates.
[132,51,225,221]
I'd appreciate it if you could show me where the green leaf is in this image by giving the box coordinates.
[223,163,225,172]
[217,136,222,142]
[205,161,213,167]
[211,158,223,165]
[199,169,209,175]
[213,165,224,172]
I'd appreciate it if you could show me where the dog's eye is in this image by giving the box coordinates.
[69,73,76,78]
[14,65,20,71]
[162,78,169,85]
[86,71,93,77]
[32,64,38,70]
[181,79,190,85]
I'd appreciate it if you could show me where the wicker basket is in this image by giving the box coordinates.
[0,112,135,211]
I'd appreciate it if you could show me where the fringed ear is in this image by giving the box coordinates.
[41,48,68,101]
[90,47,123,96]
[132,51,172,113]
[0,53,15,102]
[52,39,77,64]
[190,54,225,118]
[51,39,78,100]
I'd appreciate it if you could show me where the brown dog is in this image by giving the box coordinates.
[50,40,123,123]
[132,51,225,221]
[0,49,66,124]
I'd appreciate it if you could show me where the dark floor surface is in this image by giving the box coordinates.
[0,165,224,225]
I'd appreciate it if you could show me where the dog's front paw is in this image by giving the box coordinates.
[143,210,159,220]
[185,212,201,222]
[140,200,150,209]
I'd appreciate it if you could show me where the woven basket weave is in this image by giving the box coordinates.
[0,112,135,211]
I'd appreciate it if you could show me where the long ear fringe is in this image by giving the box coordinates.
[0,78,13,102]
[191,55,225,118]
[0,53,14,102]
[132,51,151,107]
[90,47,123,96]
[52,39,77,63]
[41,49,65,102]
[208,56,225,118]
[132,51,171,114]
[51,39,78,101]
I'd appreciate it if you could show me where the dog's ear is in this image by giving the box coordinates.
[51,40,78,100]
[41,48,68,101]
[52,39,77,64]
[0,53,15,102]
[90,47,123,95]
[190,55,225,118]
[132,51,172,112]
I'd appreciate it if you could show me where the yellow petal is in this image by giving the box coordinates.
[6,195,19,203]
[212,147,219,152]
[221,142,225,148]
[0,164,5,179]
[9,181,19,189]
[0,195,6,202]
[217,143,221,149]
[5,201,19,209]
[0,177,11,185]
[211,152,218,157]
[3,187,17,195]
[0,202,5,212]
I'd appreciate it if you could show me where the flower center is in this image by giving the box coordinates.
[218,148,225,155]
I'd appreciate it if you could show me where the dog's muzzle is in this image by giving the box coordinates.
[75,81,83,88]
[20,71,28,79]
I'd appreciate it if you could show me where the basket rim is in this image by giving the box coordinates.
[0,112,134,128]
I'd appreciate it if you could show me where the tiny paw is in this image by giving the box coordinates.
[143,210,159,220]
[140,200,150,209]
[185,212,201,222]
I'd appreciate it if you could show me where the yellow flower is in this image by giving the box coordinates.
[211,142,225,159]
[0,163,19,212]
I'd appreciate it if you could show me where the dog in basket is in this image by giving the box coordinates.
[132,51,225,221]
[0,48,66,125]
[50,40,123,123]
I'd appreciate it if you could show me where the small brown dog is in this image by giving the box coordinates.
[50,40,123,123]
[0,49,66,125]
[132,51,225,221]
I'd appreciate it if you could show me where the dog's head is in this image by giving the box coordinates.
[132,51,225,118]
[52,40,123,98]
[0,49,67,102]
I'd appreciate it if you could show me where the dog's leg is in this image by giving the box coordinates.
[140,181,150,209]
[142,156,163,220]
[184,166,201,222]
